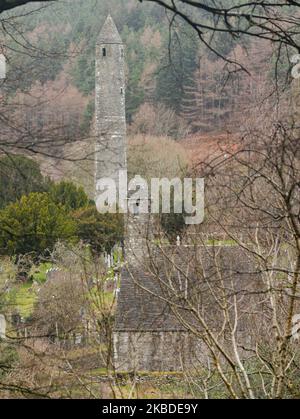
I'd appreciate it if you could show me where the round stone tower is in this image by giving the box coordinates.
[95,15,127,208]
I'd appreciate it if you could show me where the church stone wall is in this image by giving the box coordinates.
[113,331,204,372]
[113,330,256,372]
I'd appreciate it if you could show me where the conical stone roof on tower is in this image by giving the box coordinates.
[97,15,123,45]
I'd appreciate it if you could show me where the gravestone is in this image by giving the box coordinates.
[0,54,5,79]
[46,267,60,282]
[0,314,6,339]
[75,333,82,345]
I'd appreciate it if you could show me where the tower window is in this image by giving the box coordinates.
[134,199,140,215]
[102,48,106,57]
[120,88,123,95]
[121,49,124,58]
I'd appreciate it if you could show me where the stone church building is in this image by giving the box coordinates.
[95,16,263,372]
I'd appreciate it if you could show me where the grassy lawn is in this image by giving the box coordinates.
[205,239,238,246]
[3,259,115,319]
[3,261,53,318]
[89,286,116,311]
[31,262,53,283]
[12,282,37,318]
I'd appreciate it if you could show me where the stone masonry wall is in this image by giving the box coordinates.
[113,331,204,372]
[95,18,127,203]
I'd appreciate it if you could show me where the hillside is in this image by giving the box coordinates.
[2,0,275,145]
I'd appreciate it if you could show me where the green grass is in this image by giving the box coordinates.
[88,367,108,376]
[89,283,116,310]
[205,239,238,246]
[5,262,53,318]
[31,262,53,283]
[12,282,37,318]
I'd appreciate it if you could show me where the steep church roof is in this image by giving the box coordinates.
[97,15,123,45]
[114,246,261,332]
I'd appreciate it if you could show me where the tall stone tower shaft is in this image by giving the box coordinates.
[95,15,126,206]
